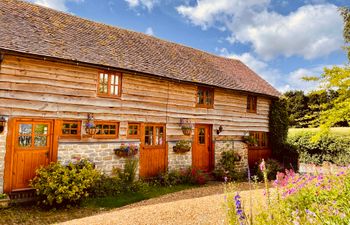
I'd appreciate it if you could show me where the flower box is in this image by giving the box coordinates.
[173,140,191,154]
[114,144,138,158]
[173,146,191,154]
[86,127,99,135]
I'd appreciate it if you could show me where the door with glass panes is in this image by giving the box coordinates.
[11,120,53,190]
[140,124,166,177]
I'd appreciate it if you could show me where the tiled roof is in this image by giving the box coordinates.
[0,0,280,97]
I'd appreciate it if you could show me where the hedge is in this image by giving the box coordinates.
[287,131,350,166]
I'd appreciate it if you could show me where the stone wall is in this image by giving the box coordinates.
[214,140,248,173]
[57,141,140,176]
[0,123,6,194]
[167,141,192,171]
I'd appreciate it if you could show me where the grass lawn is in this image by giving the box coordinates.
[288,127,350,137]
[0,184,196,225]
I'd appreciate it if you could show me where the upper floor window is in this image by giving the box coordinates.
[98,72,121,97]
[196,87,214,108]
[61,120,81,139]
[247,95,257,113]
[248,131,268,149]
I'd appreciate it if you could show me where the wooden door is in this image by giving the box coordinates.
[192,124,212,171]
[11,120,53,190]
[140,124,167,178]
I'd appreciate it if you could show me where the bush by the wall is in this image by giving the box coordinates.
[287,132,350,166]
[269,98,299,169]
[213,151,245,181]
[253,159,283,181]
[30,159,101,207]
[154,167,208,186]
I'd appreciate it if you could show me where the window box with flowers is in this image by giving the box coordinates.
[173,140,191,154]
[114,143,138,157]
[180,118,193,136]
[0,193,10,208]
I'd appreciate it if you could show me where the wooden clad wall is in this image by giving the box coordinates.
[0,55,271,138]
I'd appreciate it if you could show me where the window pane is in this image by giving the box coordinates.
[198,90,204,104]
[63,123,70,129]
[71,123,78,129]
[34,136,47,147]
[18,136,31,147]
[19,124,32,135]
[71,130,78,134]
[155,127,164,145]
[114,86,119,96]
[35,124,48,135]
[199,128,205,144]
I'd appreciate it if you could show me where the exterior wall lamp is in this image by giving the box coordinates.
[216,125,223,135]
[0,116,7,135]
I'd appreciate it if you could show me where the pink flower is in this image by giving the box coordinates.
[259,159,266,172]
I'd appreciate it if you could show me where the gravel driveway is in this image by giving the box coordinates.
[58,183,263,225]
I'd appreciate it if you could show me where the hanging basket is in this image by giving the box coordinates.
[86,127,99,135]
[181,127,192,136]
[173,146,191,154]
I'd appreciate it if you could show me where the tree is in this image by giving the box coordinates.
[301,7,350,138]
[284,90,309,127]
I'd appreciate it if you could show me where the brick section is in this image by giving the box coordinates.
[0,0,279,98]
[214,140,248,173]
[57,142,140,176]
[167,142,192,171]
[0,124,7,194]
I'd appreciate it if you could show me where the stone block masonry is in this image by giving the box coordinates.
[167,141,192,171]
[0,123,7,194]
[58,141,140,176]
[214,140,248,173]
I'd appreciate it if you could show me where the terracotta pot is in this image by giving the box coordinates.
[0,197,10,208]
[181,127,192,136]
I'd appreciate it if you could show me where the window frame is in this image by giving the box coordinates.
[127,123,140,139]
[60,120,81,139]
[93,121,119,139]
[248,131,269,149]
[247,95,257,113]
[142,124,166,148]
[97,71,122,98]
[196,86,214,108]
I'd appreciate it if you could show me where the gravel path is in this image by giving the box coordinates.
[58,183,264,225]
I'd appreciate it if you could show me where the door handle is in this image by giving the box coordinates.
[45,152,49,157]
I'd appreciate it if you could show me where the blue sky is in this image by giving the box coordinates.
[26,0,349,92]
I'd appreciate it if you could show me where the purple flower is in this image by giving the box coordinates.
[234,193,245,221]
[224,176,228,182]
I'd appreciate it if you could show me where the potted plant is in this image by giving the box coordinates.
[243,132,258,147]
[85,113,99,135]
[173,140,191,153]
[0,193,10,208]
[114,143,139,157]
[180,118,193,136]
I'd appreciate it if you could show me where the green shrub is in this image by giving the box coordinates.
[30,159,101,207]
[253,158,283,181]
[114,159,138,184]
[213,151,244,181]
[89,175,123,197]
[154,167,208,186]
[287,131,350,165]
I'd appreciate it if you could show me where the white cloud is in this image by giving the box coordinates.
[145,27,154,36]
[27,0,83,12]
[124,0,158,11]
[218,48,334,92]
[177,1,343,60]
